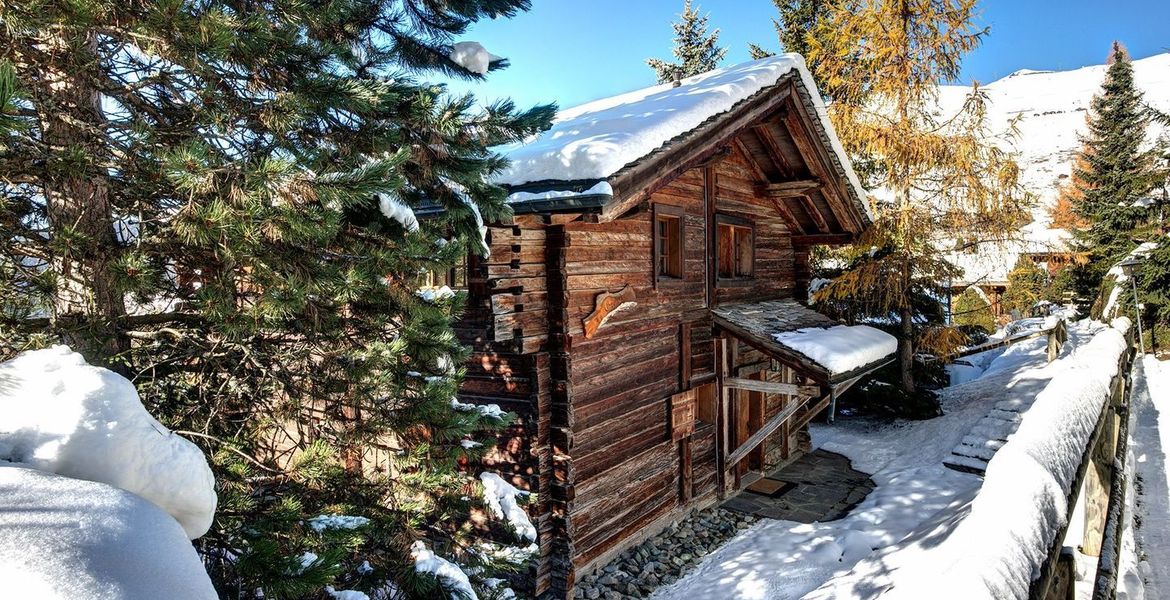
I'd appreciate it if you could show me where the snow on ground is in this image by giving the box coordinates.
[0,463,217,599]
[772,325,897,376]
[1131,355,1170,597]
[0,345,217,538]
[652,318,1114,600]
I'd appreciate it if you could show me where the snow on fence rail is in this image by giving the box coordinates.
[877,318,1133,600]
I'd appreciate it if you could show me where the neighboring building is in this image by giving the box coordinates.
[446,56,896,598]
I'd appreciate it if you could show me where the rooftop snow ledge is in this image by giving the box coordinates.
[773,325,898,377]
[493,53,870,219]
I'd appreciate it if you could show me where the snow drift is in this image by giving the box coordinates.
[0,346,217,538]
[0,464,217,600]
[876,319,1130,598]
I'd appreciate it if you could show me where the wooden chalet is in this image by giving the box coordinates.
[445,56,895,598]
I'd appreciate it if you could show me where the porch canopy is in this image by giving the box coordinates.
[712,299,897,387]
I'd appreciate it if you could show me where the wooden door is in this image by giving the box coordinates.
[733,371,766,479]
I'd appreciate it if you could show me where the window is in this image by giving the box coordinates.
[654,204,684,281]
[415,253,469,290]
[716,215,754,280]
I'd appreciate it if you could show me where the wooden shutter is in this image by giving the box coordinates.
[670,389,696,442]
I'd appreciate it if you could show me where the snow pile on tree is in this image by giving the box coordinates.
[0,464,217,600]
[411,540,478,599]
[448,41,502,75]
[480,472,536,542]
[0,346,217,538]
[874,318,1130,598]
[0,346,218,599]
[772,324,897,375]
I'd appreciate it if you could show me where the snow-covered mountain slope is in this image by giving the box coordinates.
[939,52,1170,286]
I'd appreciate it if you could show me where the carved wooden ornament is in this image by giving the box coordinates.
[583,285,637,339]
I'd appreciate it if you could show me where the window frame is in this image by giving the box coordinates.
[715,214,755,286]
[653,203,686,286]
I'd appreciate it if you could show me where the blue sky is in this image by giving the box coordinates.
[444,0,1170,110]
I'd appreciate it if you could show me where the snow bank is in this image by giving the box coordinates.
[0,464,217,599]
[495,54,867,215]
[411,540,477,600]
[876,321,1129,599]
[480,472,536,542]
[448,41,501,75]
[0,346,217,538]
[772,324,897,375]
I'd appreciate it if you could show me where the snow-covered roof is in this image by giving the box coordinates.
[495,54,870,220]
[712,299,897,381]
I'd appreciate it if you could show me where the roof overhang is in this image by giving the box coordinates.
[712,299,897,386]
[499,67,872,236]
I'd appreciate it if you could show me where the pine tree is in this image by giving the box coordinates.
[0,1,553,598]
[808,0,1030,394]
[1050,150,1093,229]
[748,0,829,60]
[1072,43,1160,273]
[953,287,995,334]
[647,0,727,83]
[1001,256,1050,317]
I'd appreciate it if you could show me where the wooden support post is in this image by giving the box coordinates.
[1083,406,1117,556]
[725,399,806,468]
[715,336,728,498]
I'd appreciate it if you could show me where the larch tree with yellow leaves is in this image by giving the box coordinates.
[807,0,1030,397]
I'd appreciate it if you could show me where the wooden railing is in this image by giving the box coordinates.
[1090,346,1138,600]
[948,318,1068,363]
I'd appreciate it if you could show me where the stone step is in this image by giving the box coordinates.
[969,418,1019,442]
[960,435,1006,450]
[951,442,997,461]
[943,454,988,476]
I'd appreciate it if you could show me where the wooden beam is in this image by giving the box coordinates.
[751,123,794,179]
[758,179,821,197]
[725,398,805,468]
[783,103,864,235]
[769,197,806,235]
[793,195,831,233]
[791,233,854,246]
[733,136,771,183]
[724,376,820,397]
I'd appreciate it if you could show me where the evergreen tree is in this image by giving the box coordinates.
[808,0,1030,394]
[1050,149,1093,230]
[1001,256,1050,317]
[748,0,828,60]
[1138,238,1170,351]
[647,0,727,83]
[0,1,553,598]
[952,287,995,334]
[1072,43,1160,273]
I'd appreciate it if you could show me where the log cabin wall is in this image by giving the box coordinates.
[561,143,812,576]
[455,214,573,597]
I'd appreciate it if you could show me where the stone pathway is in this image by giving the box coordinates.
[572,450,875,599]
[572,508,759,600]
[721,449,875,522]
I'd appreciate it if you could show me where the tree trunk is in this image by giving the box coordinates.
[899,304,914,393]
[36,31,126,362]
